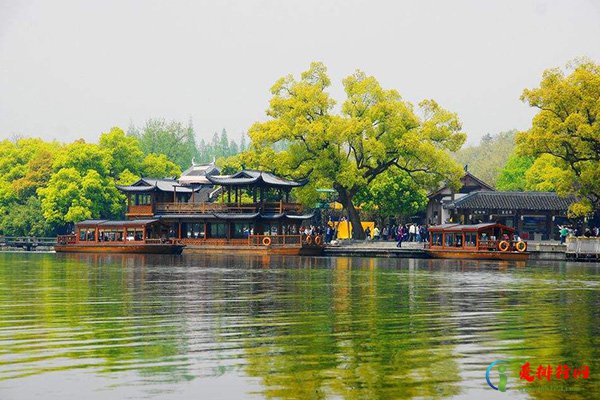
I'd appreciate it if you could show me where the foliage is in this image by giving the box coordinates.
[116,169,140,186]
[355,169,428,220]
[523,154,570,192]
[240,62,465,238]
[453,130,517,187]
[52,139,112,176]
[141,154,182,178]
[99,127,144,177]
[37,168,124,227]
[0,197,49,236]
[516,59,600,216]
[198,129,244,163]
[128,118,199,170]
[0,127,183,235]
[495,154,534,191]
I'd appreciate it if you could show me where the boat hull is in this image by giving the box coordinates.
[183,245,323,256]
[426,249,529,261]
[55,244,185,255]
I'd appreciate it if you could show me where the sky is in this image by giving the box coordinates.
[1,0,599,145]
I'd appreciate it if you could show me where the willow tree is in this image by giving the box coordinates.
[245,62,465,239]
[516,59,600,216]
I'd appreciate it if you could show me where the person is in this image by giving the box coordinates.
[325,225,333,243]
[409,224,416,242]
[364,226,371,241]
[382,226,388,241]
[396,225,403,248]
[373,226,380,240]
[559,225,569,245]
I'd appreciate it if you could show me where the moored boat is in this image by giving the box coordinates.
[425,223,529,261]
[56,219,185,254]
[56,165,325,256]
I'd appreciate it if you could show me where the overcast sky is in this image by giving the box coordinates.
[1,0,599,145]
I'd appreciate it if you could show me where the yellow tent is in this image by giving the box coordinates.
[331,220,375,239]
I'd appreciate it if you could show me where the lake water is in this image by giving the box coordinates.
[0,252,598,399]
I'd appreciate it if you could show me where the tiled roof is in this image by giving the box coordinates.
[207,170,307,187]
[445,191,575,211]
[117,178,199,193]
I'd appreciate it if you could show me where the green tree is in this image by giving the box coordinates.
[453,130,517,187]
[516,59,600,216]
[0,196,49,236]
[37,168,123,227]
[355,169,428,221]
[243,62,465,238]
[130,118,199,169]
[495,154,534,191]
[52,139,112,176]
[141,154,182,178]
[99,127,144,177]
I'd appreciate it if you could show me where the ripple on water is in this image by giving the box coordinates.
[0,253,598,399]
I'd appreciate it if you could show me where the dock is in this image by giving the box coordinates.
[0,237,57,251]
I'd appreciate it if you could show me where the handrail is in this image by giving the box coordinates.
[153,202,304,214]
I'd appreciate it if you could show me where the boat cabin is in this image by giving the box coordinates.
[428,223,523,252]
[59,219,173,245]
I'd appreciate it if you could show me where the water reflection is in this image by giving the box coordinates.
[0,253,598,399]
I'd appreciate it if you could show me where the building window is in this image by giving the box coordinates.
[134,194,151,205]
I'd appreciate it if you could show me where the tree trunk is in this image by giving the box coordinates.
[335,184,365,240]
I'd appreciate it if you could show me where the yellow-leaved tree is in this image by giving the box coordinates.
[517,59,600,217]
[234,62,466,239]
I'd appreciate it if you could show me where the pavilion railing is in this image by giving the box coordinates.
[153,201,303,214]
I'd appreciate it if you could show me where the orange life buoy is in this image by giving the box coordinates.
[315,235,323,246]
[516,241,527,252]
[262,236,272,246]
[306,235,313,245]
[498,240,510,252]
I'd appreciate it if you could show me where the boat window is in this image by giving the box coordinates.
[445,234,454,247]
[183,223,205,238]
[126,229,143,241]
[79,230,87,241]
[455,234,463,247]
[262,223,279,236]
[232,223,252,239]
[209,223,227,238]
[431,232,442,246]
[465,233,477,247]
[168,223,178,238]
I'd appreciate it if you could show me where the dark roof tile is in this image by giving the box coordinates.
[446,191,574,211]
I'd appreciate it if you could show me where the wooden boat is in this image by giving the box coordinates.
[56,219,185,254]
[180,233,325,256]
[425,223,529,261]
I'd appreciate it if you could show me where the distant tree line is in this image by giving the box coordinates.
[128,119,247,167]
